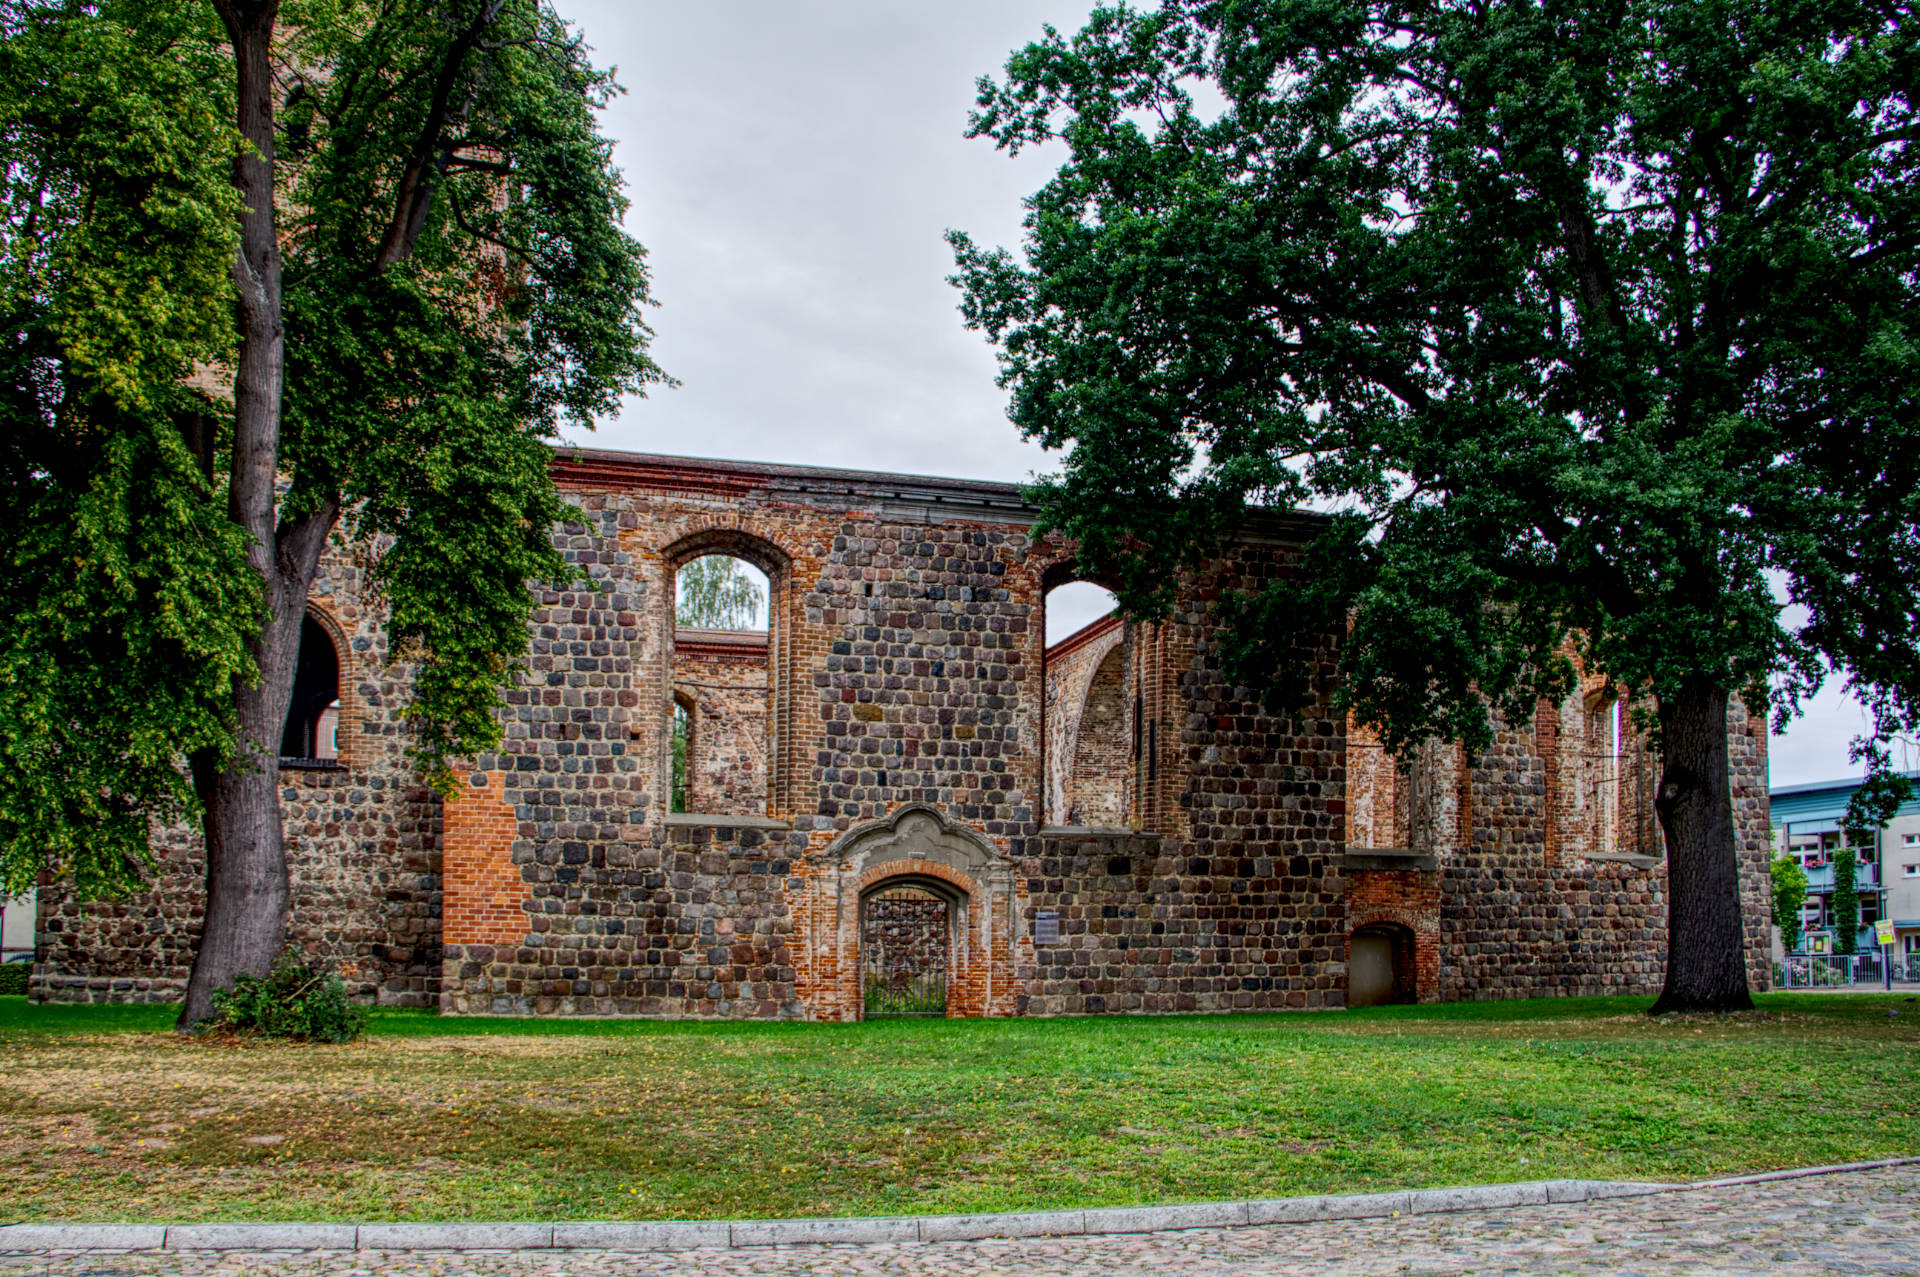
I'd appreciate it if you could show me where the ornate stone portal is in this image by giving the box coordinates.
[792,803,1020,1021]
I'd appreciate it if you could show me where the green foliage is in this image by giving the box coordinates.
[205,953,366,1042]
[675,555,765,629]
[1832,846,1859,956]
[950,0,1920,774]
[0,1,257,898]
[277,0,668,789]
[205,953,366,1043]
[0,0,665,898]
[1771,853,1808,954]
[0,963,26,996]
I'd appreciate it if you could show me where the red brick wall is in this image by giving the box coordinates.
[1346,871,1441,1001]
[442,770,525,948]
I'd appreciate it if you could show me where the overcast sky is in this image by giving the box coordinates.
[554,0,1870,791]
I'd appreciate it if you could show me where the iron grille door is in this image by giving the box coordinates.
[860,885,949,1018]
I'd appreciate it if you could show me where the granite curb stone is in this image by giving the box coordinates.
[165,1225,357,1250]
[2,1157,1913,1254]
[553,1223,732,1251]
[0,1226,165,1251]
[1246,1190,1412,1224]
[727,1217,918,1247]
[355,1224,553,1250]
[1407,1182,1550,1214]
[1081,1202,1248,1235]
[915,1210,1086,1242]
[1687,1154,1920,1189]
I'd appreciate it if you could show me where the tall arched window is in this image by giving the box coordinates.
[280,614,340,765]
[1041,578,1133,828]
[665,542,783,819]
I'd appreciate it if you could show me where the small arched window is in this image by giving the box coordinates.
[280,615,341,765]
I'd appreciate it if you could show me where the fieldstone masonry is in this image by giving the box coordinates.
[33,447,1772,1015]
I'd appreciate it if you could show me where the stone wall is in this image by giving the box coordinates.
[38,446,1775,1016]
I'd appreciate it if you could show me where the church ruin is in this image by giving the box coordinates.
[33,446,1775,1015]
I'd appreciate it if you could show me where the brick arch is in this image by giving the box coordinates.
[1038,552,1123,596]
[661,525,792,577]
[855,857,984,901]
[852,859,989,1020]
[1347,908,1438,1004]
[292,601,359,771]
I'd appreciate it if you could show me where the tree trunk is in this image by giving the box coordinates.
[179,1,288,1030]
[1650,679,1754,1013]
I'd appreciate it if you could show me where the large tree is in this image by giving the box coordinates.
[0,0,664,1026]
[950,0,1919,1011]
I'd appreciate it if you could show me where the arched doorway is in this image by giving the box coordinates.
[860,879,954,1018]
[1349,922,1417,1007]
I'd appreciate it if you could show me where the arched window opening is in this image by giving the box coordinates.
[676,554,767,631]
[280,615,340,766]
[1575,688,1623,855]
[1349,922,1417,1008]
[1042,579,1134,828]
[667,546,779,819]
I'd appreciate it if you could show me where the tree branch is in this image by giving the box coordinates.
[372,0,509,272]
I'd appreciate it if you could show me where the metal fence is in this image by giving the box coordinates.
[1774,952,1920,988]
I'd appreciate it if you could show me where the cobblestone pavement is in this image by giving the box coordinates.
[3,1166,1916,1276]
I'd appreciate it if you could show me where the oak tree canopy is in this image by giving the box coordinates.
[951,0,1919,1011]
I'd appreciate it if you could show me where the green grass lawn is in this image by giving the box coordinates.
[0,993,1914,1223]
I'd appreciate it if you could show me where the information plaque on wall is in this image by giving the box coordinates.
[1033,911,1060,945]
